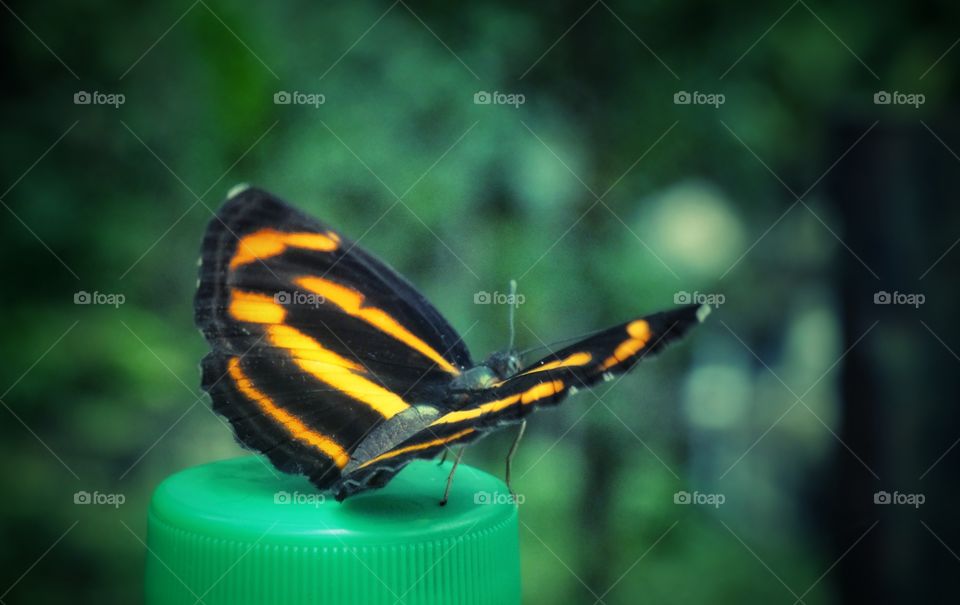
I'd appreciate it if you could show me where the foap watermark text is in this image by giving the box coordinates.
[274,91,325,107]
[674,90,725,108]
[74,91,125,108]
[74,490,125,508]
[874,290,924,308]
[275,291,325,307]
[474,290,525,305]
[274,490,326,507]
[474,490,524,505]
[674,290,724,307]
[674,490,725,508]
[474,90,525,108]
[874,90,924,108]
[874,490,924,508]
[75,290,125,308]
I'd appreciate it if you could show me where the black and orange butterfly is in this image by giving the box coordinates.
[195,187,708,501]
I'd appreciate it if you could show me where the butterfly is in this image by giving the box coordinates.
[195,186,709,502]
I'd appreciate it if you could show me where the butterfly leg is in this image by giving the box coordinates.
[437,449,448,466]
[505,420,527,498]
[439,447,465,506]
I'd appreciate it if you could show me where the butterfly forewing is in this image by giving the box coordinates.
[195,187,471,487]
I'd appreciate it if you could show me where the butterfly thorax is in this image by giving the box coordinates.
[450,350,521,391]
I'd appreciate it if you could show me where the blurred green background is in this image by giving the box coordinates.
[2,1,958,603]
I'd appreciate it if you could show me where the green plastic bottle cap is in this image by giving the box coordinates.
[145,457,520,604]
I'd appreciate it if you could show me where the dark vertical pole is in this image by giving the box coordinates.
[822,119,890,604]
[824,118,960,602]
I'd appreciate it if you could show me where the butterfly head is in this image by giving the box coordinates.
[485,349,521,380]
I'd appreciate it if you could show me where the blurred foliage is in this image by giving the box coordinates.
[1,0,958,603]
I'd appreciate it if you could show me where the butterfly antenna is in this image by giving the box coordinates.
[507,279,518,350]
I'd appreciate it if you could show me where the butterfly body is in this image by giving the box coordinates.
[195,187,707,501]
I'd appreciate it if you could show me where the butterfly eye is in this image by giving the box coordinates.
[505,354,521,377]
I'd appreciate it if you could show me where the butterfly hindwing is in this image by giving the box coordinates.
[195,187,471,487]
[334,304,708,499]
[506,303,710,392]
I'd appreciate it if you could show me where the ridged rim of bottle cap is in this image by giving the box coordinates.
[145,457,521,605]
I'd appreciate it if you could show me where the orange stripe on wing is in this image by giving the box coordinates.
[358,427,476,469]
[230,228,339,269]
[228,291,286,324]
[227,290,410,419]
[227,357,350,468]
[430,379,565,426]
[268,324,409,418]
[598,320,652,371]
[430,394,521,425]
[519,352,592,376]
[295,275,461,375]
[519,379,565,404]
[267,324,365,374]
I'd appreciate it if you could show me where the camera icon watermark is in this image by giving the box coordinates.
[74,90,125,108]
[673,90,725,108]
[273,90,326,108]
[274,490,326,507]
[873,290,924,308]
[673,490,725,508]
[874,490,924,508]
[473,90,526,108]
[74,490,126,508]
[873,90,925,108]
[674,290,725,308]
[74,290,126,308]
[274,290,325,307]
[474,290,526,305]
[473,490,524,505]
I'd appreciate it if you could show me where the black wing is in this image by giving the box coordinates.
[334,304,708,499]
[195,186,472,488]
